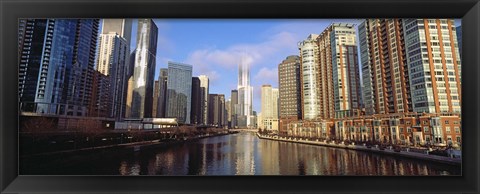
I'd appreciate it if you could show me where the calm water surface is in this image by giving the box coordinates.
[24,132,460,175]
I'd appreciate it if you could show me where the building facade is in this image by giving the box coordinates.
[18,19,99,117]
[231,89,239,128]
[278,55,302,136]
[208,94,226,127]
[156,68,168,118]
[96,31,129,120]
[130,19,158,118]
[328,23,362,118]
[166,62,193,124]
[198,75,209,125]
[190,77,202,125]
[298,34,321,120]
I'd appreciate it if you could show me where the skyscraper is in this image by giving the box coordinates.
[130,19,158,118]
[191,77,202,124]
[226,99,231,128]
[198,75,209,125]
[359,19,412,115]
[18,19,99,117]
[328,23,362,118]
[99,19,132,119]
[230,89,239,128]
[261,85,279,119]
[278,55,302,136]
[166,62,193,124]
[360,19,461,114]
[237,56,253,128]
[156,68,168,118]
[260,85,279,132]
[101,19,132,45]
[208,94,226,127]
[298,34,321,120]
[96,30,130,120]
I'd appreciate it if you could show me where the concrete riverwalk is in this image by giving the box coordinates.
[257,133,461,166]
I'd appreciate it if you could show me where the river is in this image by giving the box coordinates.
[22,131,461,175]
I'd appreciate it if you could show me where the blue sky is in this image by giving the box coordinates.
[125,19,461,113]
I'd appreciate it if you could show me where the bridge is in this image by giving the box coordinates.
[230,128,258,133]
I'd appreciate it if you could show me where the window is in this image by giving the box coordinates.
[446,127,451,134]
[455,127,460,134]
[445,120,449,124]
[424,127,429,133]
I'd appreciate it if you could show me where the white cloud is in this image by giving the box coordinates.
[185,31,296,82]
[254,67,278,86]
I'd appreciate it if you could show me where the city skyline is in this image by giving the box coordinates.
[125,19,461,113]
[18,18,463,176]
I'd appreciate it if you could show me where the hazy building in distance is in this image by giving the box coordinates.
[130,19,158,118]
[237,56,254,128]
[166,62,193,124]
[198,75,209,125]
[278,55,302,136]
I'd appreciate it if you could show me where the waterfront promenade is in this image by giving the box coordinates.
[257,133,461,166]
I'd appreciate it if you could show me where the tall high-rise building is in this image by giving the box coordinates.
[298,34,321,120]
[261,85,279,119]
[96,30,130,120]
[260,85,279,132]
[226,99,231,127]
[208,94,226,127]
[166,62,193,124]
[101,19,132,45]
[278,55,302,136]
[198,75,209,125]
[18,19,100,117]
[360,19,461,114]
[317,29,335,119]
[403,19,461,113]
[190,77,202,124]
[100,19,132,119]
[328,23,362,118]
[130,19,158,118]
[237,56,254,128]
[125,51,136,118]
[231,89,239,128]
[359,19,412,115]
[156,68,168,118]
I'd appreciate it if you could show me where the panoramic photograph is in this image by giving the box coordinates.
[18,18,462,175]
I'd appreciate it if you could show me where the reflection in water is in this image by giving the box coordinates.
[25,132,460,175]
[114,132,459,175]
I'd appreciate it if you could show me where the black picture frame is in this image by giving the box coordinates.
[1,0,479,193]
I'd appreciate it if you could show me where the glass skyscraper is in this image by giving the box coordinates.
[19,19,99,116]
[166,62,193,124]
[130,19,158,118]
